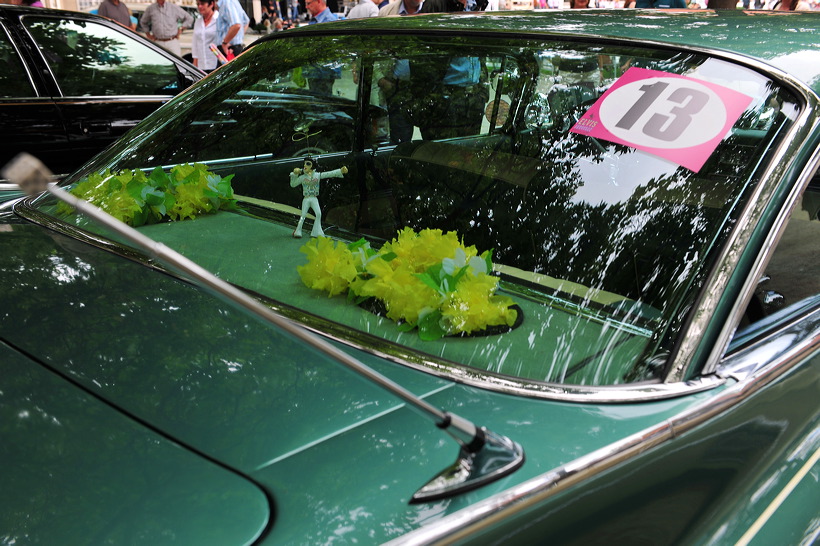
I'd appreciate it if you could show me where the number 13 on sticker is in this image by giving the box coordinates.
[570,67,753,172]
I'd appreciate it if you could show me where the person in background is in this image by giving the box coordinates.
[289,0,301,22]
[415,0,487,139]
[306,0,339,21]
[347,0,380,17]
[192,0,219,72]
[270,0,284,19]
[140,0,194,57]
[255,3,281,32]
[258,3,274,26]
[97,0,136,30]
[217,0,249,60]
[772,0,812,8]
[378,0,423,15]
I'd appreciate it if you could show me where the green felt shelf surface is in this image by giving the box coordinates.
[139,210,649,384]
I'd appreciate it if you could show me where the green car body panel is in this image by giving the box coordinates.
[1,9,819,545]
[0,336,271,545]
[0,215,727,542]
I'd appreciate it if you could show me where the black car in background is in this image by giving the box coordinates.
[0,5,203,180]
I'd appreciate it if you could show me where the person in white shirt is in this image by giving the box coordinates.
[192,0,219,71]
[378,0,423,15]
[347,0,380,17]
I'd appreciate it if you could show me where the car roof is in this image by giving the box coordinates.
[268,9,820,95]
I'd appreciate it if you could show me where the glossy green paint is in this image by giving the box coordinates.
[427,346,820,545]
[0,341,270,545]
[0,210,723,543]
[741,434,820,546]
[2,11,818,543]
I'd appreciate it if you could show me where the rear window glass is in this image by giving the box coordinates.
[35,34,800,387]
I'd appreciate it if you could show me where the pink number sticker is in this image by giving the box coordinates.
[570,67,754,172]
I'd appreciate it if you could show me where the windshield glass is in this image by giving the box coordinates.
[29,33,798,387]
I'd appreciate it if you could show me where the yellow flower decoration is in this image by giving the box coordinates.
[442,273,518,334]
[297,237,358,297]
[383,228,472,273]
[297,229,520,339]
[352,258,440,324]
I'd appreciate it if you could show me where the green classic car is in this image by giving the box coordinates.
[1,9,818,545]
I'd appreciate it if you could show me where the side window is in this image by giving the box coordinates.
[0,27,34,98]
[23,16,181,97]
[741,167,820,327]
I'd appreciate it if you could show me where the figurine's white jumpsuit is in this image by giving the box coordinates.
[289,167,345,238]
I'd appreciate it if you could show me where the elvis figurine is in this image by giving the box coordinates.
[289,160,348,238]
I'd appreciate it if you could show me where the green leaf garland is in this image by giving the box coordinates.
[62,163,238,227]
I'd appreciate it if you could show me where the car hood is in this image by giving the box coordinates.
[0,340,271,544]
[0,205,716,542]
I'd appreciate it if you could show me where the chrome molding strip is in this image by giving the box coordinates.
[736,442,820,546]
[51,96,174,104]
[388,307,819,545]
[19,13,63,97]
[292,321,726,403]
[716,304,820,382]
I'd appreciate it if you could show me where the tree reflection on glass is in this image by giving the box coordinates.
[29,34,797,386]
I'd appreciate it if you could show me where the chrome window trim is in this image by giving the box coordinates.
[663,69,820,384]
[717,300,820,382]
[19,13,64,97]
[0,19,38,98]
[704,142,820,378]
[49,96,173,104]
[386,306,820,545]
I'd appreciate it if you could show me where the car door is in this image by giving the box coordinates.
[0,20,69,177]
[19,14,201,173]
